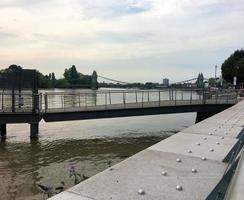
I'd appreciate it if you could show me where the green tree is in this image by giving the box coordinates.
[221,49,244,84]
[51,72,56,87]
[64,65,80,85]
[55,78,69,88]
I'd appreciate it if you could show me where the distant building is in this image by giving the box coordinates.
[162,78,169,87]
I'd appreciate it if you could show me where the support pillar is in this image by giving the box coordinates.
[30,123,39,139]
[0,124,6,139]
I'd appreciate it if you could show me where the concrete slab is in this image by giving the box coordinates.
[64,150,226,200]
[149,132,237,162]
[182,123,243,138]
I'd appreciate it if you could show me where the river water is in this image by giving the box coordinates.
[0,89,196,200]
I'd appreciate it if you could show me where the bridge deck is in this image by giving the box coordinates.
[49,99,244,200]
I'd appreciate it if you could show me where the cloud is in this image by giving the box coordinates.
[0,0,50,8]
[0,0,244,82]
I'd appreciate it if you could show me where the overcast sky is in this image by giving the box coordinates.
[0,0,243,83]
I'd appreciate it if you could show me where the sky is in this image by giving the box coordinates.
[0,0,244,83]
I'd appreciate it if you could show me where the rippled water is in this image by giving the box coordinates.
[0,89,196,200]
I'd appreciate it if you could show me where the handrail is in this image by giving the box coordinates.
[0,89,239,114]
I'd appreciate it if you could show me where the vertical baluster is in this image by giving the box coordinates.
[158,91,161,106]
[216,90,218,104]
[148,91,149,102]
[44,93,48,113]
[85,93,87,110]
[175,90,177,105]
[2,93,4,111]
[142,91,144,107]
[136,91,138,103]
[123,91,126,108]
[105,92,107,109]
[78,94,81,108]
[63,94,65,111]
[61,94,64,111]
[190,90,192,105]
[181,90,183,101]
[109,91,111,105]
[169,89,171,101]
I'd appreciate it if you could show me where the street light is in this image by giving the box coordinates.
[215,65,217,79]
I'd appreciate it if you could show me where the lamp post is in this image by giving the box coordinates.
[215,65,217,79]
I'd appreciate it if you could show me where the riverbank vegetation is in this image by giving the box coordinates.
[0,65,98,89]
[222,49,244,85]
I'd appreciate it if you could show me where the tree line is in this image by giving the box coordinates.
[0,64,98,89]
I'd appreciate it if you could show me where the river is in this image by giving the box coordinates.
[0,89,196,200]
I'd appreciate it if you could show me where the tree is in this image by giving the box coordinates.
[221,49,244,84]
[51,72,56,87]
[63,65,80,85]
[55,78,69,88]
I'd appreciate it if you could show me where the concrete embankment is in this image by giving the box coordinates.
[49,100,244,200]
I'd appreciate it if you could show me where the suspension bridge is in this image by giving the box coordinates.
[97,74,208,88]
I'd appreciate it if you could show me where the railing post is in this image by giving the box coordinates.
[216,90,218,104]
[78,94,81,107]
[148,91,149,102]
[109,91,111,105]
[158,91,161,106]
[175,90,177,105]
[181,90,183,101]
[2,93,4,111]
[12,89,15,112]
[142,91,144,107]
[39,93,42,111]
[85,94,87,110]
[190,90,192,104]
[61,94,64,111]
[122,91,125,105]
[135,91,138,103]
[105,92,107,109]
[169,89,171,100]
[44,93,48,113]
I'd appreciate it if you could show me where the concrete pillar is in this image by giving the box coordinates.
[0,124,7,139]
[30,123,39,139]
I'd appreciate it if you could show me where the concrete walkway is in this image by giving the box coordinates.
[49,100,244,200]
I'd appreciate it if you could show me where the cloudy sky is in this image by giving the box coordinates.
[0,0,243,83]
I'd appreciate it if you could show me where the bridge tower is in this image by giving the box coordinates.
[91,70,98,90]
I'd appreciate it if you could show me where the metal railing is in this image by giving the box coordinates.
[42,89,239,113]
[0,91,42,113]
[0,89,239,114]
